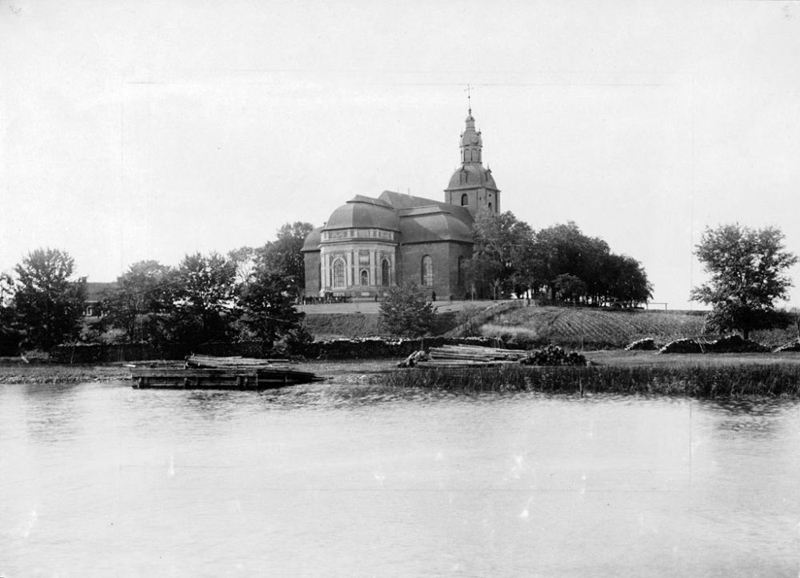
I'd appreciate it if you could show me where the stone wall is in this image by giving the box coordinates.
[49,336,511,364]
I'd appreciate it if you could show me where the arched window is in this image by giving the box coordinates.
[360,269,369,286]
[461,193,468,206]
[381,259,390,286]
[488,202,493,212]
[421,255,433,287]
[457,256,465,288]
[333,258,345,288]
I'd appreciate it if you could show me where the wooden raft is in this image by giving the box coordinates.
[130,354,322,390]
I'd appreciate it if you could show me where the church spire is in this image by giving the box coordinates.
[445,97,500,215]
[460,103,482,165]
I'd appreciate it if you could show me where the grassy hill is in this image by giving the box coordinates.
[477,306,706,349]
[476,306,800,350]
[302,310,460,340]
[302,301,799,349]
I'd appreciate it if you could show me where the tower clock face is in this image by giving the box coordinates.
[471,135,479,144]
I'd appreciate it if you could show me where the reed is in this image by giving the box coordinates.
[379,363,800,398]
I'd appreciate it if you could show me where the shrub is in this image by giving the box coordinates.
[379,283,437,337]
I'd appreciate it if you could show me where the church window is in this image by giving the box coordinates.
[461,194,468,206]
[333,258,345,288]
[381,259,390,286]
[457,256,465,288]
[421,255,433,287]
[360,269,369,286]
[488,202,493,211]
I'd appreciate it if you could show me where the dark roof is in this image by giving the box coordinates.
[85,282,117,301]
[445,164,498,192]
[398,207,474,244]
[378,190,473,222]
[301,226,323,252]
[308,190,476,249]
[324,195,401,231]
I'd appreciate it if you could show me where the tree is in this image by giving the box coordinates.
[101,260,174,343]
[255,222,315,298]
[11,248,87,350]
[466,211,535,299]
[691,224,797,339]
[0,272,21,355]
[530,222,652,307]
[554,273,587,304]
[238,266,306,350]
[379,282,437,337]
[167,252,238,346]
[604,254,652,307]
[532,222,610,303]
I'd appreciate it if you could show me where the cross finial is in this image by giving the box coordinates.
[465,84,472,115]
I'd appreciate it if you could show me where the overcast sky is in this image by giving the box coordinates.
[2,0,799,309]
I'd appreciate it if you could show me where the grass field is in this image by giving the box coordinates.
[480,306,705,349]
[298,302,798,347]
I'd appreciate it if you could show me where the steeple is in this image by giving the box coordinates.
[444,100,500,215]
[460,110,483,165]
[460,85,482,165]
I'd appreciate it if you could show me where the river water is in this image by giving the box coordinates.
[1,375,799,577]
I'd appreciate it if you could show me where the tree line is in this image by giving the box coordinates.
[1,214,796,350]
[0,222,314,353]
[467,212,652,307]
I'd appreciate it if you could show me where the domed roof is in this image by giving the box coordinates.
[324,195,400,231]
[446,164,498,191]
[301,226,323,252]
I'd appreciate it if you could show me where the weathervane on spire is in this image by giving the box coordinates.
[465,84,472,115]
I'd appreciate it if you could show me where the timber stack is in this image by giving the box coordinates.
[398,345,528,368]
[130,354,322,390]
[397,344,587,368]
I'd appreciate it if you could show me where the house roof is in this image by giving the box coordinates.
[85,282,117,301]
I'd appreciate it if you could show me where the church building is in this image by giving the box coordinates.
[302,108,500,301]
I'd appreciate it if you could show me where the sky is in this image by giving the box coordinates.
[1,0,799,309]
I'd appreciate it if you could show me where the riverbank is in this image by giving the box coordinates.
[5,352,800,398]
[0,359,396,385]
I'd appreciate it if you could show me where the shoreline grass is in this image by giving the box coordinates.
[379,363,800,398]
[0,364,132,384]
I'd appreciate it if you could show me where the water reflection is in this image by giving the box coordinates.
[698,397,800,439]
[2,380,800,577]
[22,382,84,444]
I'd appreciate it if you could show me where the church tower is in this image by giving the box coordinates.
[444,107,500,215]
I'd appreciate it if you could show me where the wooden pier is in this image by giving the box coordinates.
[130,355,322,390]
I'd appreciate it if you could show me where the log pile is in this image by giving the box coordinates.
[402,345,526,368]
[185,354,289,369]
[399,344,587,368]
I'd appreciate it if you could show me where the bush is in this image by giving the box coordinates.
[379,283,437,337]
